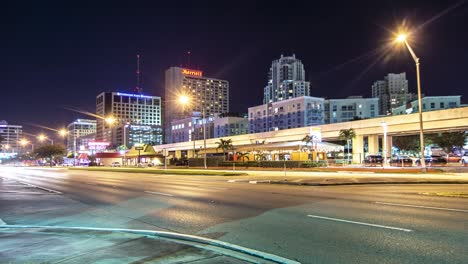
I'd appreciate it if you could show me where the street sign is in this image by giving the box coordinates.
[135,147,144,150]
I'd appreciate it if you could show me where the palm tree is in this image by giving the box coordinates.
[237,152,249,162]
[302,134,316,151]
[216,138,233,161]
[339,128,356,164]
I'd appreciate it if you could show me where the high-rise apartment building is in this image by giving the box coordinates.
[371,72,415,115]
[324,96,379,124]
[0,120,22,155]
[165,67,229,143]
[66,119,96,153]
[249,96,324,133]
[263,54,310,104]
[95,92,163,147]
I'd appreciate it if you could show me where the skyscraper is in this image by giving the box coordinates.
[95,92,163,147]
[66,119,96,154]
[371,72,415,115]
[263,54,310,104]
[0,120,22,155]
[164,67,229,143]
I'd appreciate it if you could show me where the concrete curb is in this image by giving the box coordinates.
[0,225,300,264]
[268,180,468,186]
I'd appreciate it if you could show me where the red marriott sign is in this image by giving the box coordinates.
[181,68,203,77]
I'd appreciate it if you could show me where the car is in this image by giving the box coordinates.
[364,155,383,167]
[444,153,462,163]
[389,155,413,167]
[461,153,468,166]
[415,156,432,166]
[416,155,447,166]
[110,162,121,167]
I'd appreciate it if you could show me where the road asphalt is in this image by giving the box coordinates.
[0,166,467,263]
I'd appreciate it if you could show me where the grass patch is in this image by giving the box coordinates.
[69,167,247,176]
[419,192,468,198]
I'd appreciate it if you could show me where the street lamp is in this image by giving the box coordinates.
[37,134,54,145]
[381,122,387,167]
[178,94,207,169]
[19,139,34,152]
[395,32,426,172]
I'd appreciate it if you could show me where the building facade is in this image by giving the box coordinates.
[324,96,379,124]
[164,67,229,143]
[372,72,415,115]
[249,96,324,133]
[95,92,162,146]
[113,124,163,148]
[66,119,96,153]
[392,96,462,115]
[214,115,249,138]
[170,112,248,143]
[0,120,22,155]
[263,54,310,104]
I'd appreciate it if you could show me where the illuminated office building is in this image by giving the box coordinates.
[164,67,229,143]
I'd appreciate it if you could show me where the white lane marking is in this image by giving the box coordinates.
[17,181,62,194]
[227,180,236,183]
[249,181,258,184]
[307,214,413,232]
[0,218,6,225]
[198,186,227,190]
[144,191,174,197]
[375,202,468,213]
[0,191,55,195]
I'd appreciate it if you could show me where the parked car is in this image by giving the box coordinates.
[364,155,384,167]
[111,162,121,167]
[416,155,447,166]
[461,153,468,166]
[389,155,413,167]
[415,156,432,166]
[444,153,462,163]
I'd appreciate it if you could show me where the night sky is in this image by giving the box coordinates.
[2,1,467,137]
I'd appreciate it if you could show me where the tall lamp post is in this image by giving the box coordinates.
[381,122,387,167]
[395,33,426,172]
[178,95,207,169]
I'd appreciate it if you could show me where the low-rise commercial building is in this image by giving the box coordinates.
[392,96,461,115]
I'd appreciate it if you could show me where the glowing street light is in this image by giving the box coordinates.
[58,129,68,137]
[178,95,190,105]
[394,31,426,172]
[37,134,54,144]
[178,94,207,169]
[105,116,116,125]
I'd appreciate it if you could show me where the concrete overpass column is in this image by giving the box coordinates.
[367,135,379,155]
[352,134,364,164]
[175,150,182,159]
[386,136,393,158]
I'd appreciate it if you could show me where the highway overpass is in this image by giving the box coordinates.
[154,107,468,163]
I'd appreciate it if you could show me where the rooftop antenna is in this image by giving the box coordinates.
[187,51,191,68]
[134,54,142,94]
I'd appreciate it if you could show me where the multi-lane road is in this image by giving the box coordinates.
[1,167,467,263]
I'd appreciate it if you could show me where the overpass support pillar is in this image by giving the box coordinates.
[175,150,182,159]
[352,134,364,164]
[385,136,393,158]
[367,135,379,155]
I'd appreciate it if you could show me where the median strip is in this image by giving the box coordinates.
[307,214,413,232]
[69,167,247,176]
[375,202,468,213]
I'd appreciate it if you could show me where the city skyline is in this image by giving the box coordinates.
[1,1,467,134]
